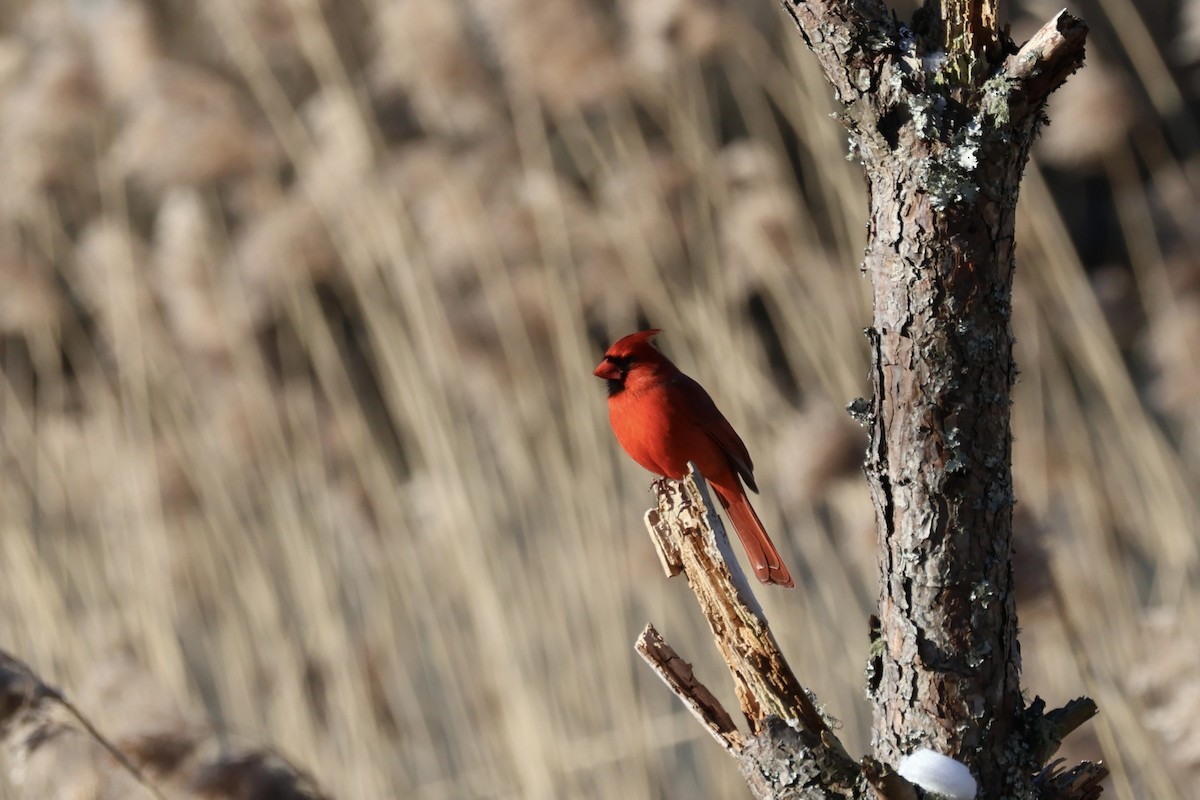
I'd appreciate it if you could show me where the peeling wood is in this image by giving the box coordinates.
[635,625,743,753]
[637,467,862,797]
[1035,758,1109,800]
[643,467,838,744]
[643,507,684,578]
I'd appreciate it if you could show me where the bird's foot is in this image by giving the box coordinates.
[649,476,672,494]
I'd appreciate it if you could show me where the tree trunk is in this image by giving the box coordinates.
[861,102,1027,791]
[635,4,1101,799]
[781,2,1088,795]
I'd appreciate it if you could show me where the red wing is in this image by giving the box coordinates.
[667,373,757,492]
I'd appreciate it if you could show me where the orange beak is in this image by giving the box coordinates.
[593,359,622,380]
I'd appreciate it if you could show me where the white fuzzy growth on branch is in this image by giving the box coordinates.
[897,749,978,799]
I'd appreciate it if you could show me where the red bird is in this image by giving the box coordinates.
[594,329,794,587]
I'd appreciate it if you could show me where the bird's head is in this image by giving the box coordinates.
[593,329,662,396]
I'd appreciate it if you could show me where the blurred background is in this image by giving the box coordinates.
[0,0,1197,797]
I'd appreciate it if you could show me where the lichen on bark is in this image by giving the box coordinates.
[779,0,1090,796]
[637,3,1096,797]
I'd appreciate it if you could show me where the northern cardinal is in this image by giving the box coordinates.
[594,329,794,587]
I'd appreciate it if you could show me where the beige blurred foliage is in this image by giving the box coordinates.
[0,0,1197,798]
[2,652,326,800]
[111,63,275,193]
[370,2,501,137]
[0,233,61,337]
[1128,609,1200,783]
[1038,58,1138,171]
[467,0,625,112]
[0,10,102,223]
[621,0,728,79]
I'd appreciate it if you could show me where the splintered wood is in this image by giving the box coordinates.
[635,625,742,753]
[638,467,845,755]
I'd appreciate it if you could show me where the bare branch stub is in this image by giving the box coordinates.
[1045,698,1100,744]
[635,625,742,753]
[1034,758,1109,800]
[1000,10,1089,119]
[638,465,863,798]
[643,468,831,739]
[1028,696,1101,763]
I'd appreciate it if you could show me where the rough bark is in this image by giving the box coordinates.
[859,80,1033,790]
[634,3,1103,799]
[778,1,1090,796]
[639,469,1101,799]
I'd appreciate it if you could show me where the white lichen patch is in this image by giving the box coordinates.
[909,94,945,140]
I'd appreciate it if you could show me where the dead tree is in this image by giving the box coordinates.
[635,1,1105,798]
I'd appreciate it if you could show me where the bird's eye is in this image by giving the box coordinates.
[606,354,633,370]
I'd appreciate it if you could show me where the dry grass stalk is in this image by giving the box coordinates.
[1,650,328,800]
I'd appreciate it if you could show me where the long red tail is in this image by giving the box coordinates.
[713,486,794,588]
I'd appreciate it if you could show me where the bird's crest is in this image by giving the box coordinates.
[605,328,661,358]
